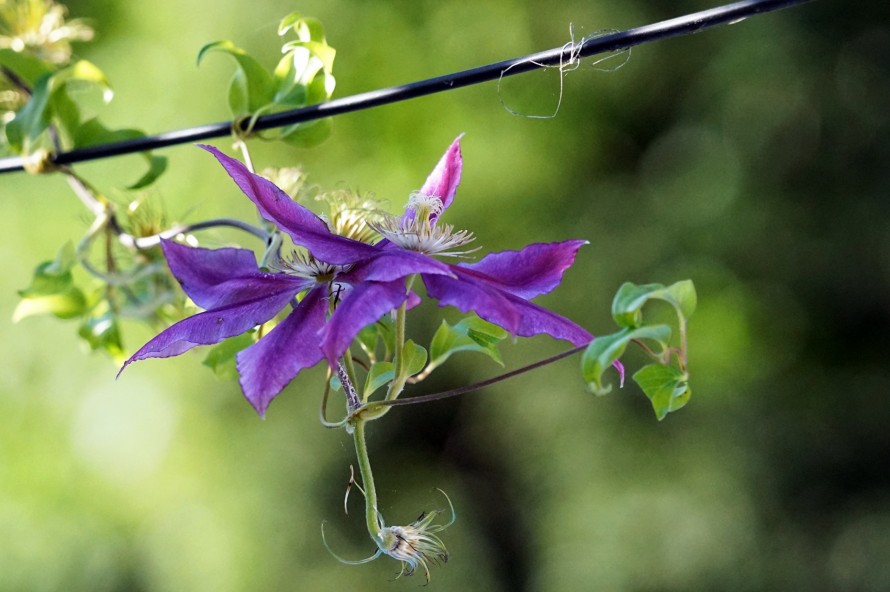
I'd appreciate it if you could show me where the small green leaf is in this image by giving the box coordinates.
[363,361,394,398]
[275,117,333,148]
[5,59,112,150]
[5,72,52,149]
[65,60,114,101]
[129,153,168,190]
[72,118,168,188]
[632,364,691,421]
[202,332,255,380]
[357,317,395,361]
[428,315,508,376]
[279,13,329,45]
[611,280,697,328]
[581,325,671,395]
[78,310,125,363]
[13,290,86,321]
[400,340,428,379]
[197,41,277,115]
[14,242,87,321]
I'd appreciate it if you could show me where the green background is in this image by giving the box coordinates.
[2,0,889,590]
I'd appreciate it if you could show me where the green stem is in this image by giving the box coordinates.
[235,139,255,173]
[352,419,383,542]
[676,309,689,373]
[343,351,359,394]
[385,301,408,402]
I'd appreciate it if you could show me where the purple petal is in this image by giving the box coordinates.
[119,286,301,375]
[320,280,410,363]
[200,145,377,265]
[403,135,463,225]
[456,240,588,300]
[424,269,593,346]
[162,239,310,309]
[341,249,454,283]
[236,287,327,416]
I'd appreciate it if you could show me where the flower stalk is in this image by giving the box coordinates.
[351,418,383,544]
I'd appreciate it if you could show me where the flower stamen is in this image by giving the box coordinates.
[372,193,477,257]
[277,249,339,282]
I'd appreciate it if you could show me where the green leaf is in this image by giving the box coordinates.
[356,317,395,361]
[197,41,276,115]
[581,325,672,395]
[202,332,255,380]
[281,40,337,78]
[275,117,333,148]
[13,289,86,321]
[278,13,330,47]
[78,310,125,363]
[5,71,52,149]
[400,340,428,379]
[5,59,112,151]
[72,118,168,188]
[611,280,697,328]
[427,315,508,376]
[13,242,87,321]
[65,60,114,102]
[363,361,394,398]
[632,364,691,421]
[130,153,168,190]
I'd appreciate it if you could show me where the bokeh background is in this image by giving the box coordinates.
[2,0,888,590]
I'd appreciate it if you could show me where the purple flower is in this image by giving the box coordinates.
[120,146,452,416]
[121,137,598,416]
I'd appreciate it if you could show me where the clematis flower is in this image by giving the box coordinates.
[121,137,604,416]
[119,147,453,416]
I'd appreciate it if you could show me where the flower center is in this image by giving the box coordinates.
[372,192,477,257]
[277,249,339,282]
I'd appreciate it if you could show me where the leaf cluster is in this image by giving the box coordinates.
[582,280,697,420]
[197,12,337,147]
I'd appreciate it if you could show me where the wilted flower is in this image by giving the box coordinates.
[323,490,455,583]
[378,506,453,582]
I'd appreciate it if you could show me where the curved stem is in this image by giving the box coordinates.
[64,169,106,216]
[116,217,269,249]
[371,344,587,409]
[352,420,383,542]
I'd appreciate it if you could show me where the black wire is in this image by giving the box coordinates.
[0,0,813,175]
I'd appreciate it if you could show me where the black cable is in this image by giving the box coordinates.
[0,0,814,175]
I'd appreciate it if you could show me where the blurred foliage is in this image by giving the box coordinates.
[1,0,889,590]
